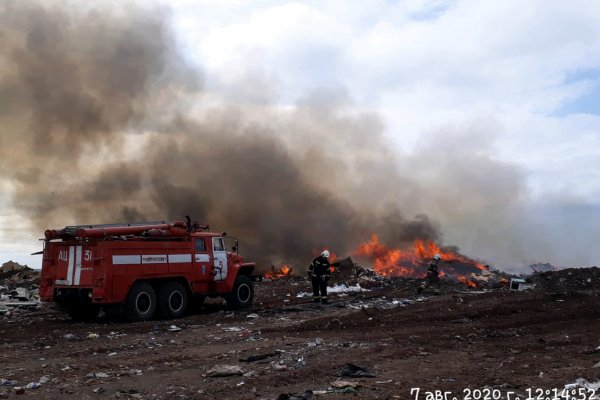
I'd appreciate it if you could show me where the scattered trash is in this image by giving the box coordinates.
[273,363,288,371]
[328,284,369,294]
[339,363,377,378]
[510,278,534,291]
[87,372,109,379]
[3,256,600,399]
[25,382,41,389]
[331,380,360,389]
[10,288,31,301]
[0,262,41,318]
[392,299,414,306]
[297,284,369,297]
[222,327,243,332]
[206,365,245,377]
[565,378,600,390]
[294,356,305,368]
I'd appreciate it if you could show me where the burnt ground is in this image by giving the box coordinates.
[1,278,600,400]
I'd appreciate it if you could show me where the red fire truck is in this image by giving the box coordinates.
[39,218,256,321]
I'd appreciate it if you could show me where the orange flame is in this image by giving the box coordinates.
[329,252,337,273]
[457,276,479,288]
[329,252,337,263]
[355,234,486,286]
[264,264,293,280]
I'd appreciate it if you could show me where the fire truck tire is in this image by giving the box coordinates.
[157,281,189,319]
[225,275,254,309]
[126,282,157,321]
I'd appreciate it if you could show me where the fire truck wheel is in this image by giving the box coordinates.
[126,282,157,321]
[157,281,189,319]
[225,275,254,309]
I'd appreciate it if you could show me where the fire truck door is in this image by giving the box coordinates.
[212,237,228,281]
[194,238,210,280]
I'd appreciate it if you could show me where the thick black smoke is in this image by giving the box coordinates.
[1,1,533,270]
[0,1,189,223]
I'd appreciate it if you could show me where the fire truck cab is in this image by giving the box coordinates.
[39,219,256,321]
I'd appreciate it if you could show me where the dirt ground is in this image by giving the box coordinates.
[1,278,599,400]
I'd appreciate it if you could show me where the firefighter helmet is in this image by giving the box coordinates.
[433,254,441,261]
[321,250,330,258]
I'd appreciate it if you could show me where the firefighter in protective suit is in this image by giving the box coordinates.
[417,254,441,295]
[308,250,331,304]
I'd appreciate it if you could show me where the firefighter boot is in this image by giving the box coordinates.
[313,296,321,303]
[321,296,329,304]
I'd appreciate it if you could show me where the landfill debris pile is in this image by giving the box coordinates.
[466,267,511,288]
[0,261,42,319]
[1,270,599,399]
[530,262,557,272]
[1,256,600,398]
[531,266,600,292]
[0,261,40,288]
[266,256,513,294]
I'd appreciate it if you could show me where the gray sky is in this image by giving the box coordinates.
[2,0,600,270]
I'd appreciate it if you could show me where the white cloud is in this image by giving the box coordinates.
[165,0,600,266]
[3,0,600,267]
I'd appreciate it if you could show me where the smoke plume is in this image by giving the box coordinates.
[1,0,543,271]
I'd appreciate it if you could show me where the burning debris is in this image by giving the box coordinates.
[263,265,293,280]
[262,248,507,292]
[355,234,489,285]
[467,268,511,288]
